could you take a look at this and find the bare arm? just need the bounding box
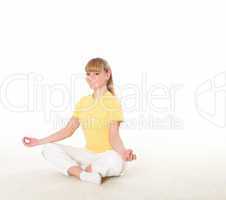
[39,116,80,144]
[109,121,126,155]
[109,121,136,161]
[23,116,80,147]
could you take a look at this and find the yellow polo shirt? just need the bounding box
[73,91,124,153]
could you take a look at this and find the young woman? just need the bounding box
[22,58,136,185]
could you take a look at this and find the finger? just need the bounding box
[24,137,31,144]
[127,150,133,157]
[127,154,131,161]
[132,154,137,160]
[126,149,132,154]
[23,137,28,144]
[125,152,131,158]
[128,154,133,161]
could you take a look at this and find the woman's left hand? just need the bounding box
[122,149,137,161]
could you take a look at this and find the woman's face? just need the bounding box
[86,69,110,90]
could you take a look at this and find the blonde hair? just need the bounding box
[85,58,115,95]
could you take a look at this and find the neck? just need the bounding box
[92,85,108,99]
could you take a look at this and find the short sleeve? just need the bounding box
[103,97,124,122]
[73,99,82,119]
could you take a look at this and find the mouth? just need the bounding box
[89,82,97,87]
[90,80,97,84]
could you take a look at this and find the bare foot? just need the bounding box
[85,165,92,173]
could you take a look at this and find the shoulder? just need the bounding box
[75,95,92,108]
[102,93,122,110]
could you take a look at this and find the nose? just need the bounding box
[87,74,96,82]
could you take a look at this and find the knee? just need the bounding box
[41,143,58,157]
[105,151,125,175]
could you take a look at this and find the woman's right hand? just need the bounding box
[22,137,40,147]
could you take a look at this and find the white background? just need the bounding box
[0,0,226,154]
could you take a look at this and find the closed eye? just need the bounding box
[86,72,100,76]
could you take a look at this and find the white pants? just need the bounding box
[41,143,126,177]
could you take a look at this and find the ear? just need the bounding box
[106,69,111,80]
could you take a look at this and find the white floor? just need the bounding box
[1,134,226,200]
